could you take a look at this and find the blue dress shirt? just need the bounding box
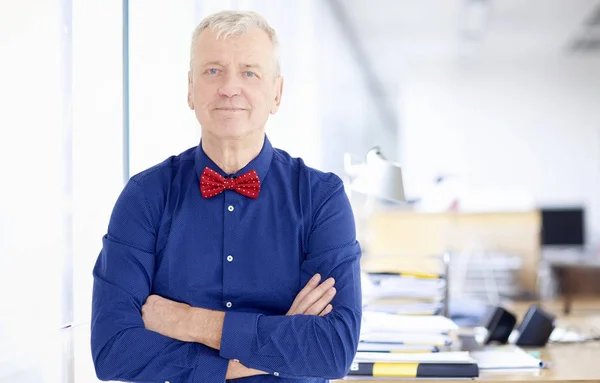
[91,135,362,382]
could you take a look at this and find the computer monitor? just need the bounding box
[540,207,585,246]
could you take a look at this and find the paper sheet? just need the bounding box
[354,351,474,363]
[362,311,459,334]
[360,332,452,346]
[357,342,438,353]
[470,346,542,369]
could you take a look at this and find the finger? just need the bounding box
[319,304,333,316]
[290,274,320,309]
[295,277,335,314]
[305,287,336,316]
[287,274,321,315]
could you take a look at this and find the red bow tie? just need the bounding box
[200,167,261,199]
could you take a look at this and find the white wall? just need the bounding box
[71,1,125,381]
[128,0,200,176]
[398,57,600,240]
[0,0,70,380]
[0,0,125,380]
[317,0,397,177]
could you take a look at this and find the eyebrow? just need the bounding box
[200,61,264,71]
[242,64,263,70]
[201,61,225,67]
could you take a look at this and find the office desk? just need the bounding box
[549,258,600,314]
[340,299,600,383]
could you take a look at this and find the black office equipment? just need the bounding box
[541,207,585,246]
[480,306,517,345]
[513,305,556,347]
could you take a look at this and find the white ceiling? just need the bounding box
[341,0,600,61]
[335,0,600,106]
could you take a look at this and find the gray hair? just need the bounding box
[190,10,281,77]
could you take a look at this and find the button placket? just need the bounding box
[222,191,238,311]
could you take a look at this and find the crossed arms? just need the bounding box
[91,178,362,382]
[140,273,338,380]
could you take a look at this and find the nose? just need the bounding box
[218,72,242,98]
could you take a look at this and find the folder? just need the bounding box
[368,271,443,279]
[360,332,452,346]
[354,351,471,363]
[358,342,440,353]
[364,302,443,316]
[347,362,479,378]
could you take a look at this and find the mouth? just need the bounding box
[214,107,247,111]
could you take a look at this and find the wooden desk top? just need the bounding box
[549,258,600,269]
[340,299,600,383]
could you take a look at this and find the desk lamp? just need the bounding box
[343,146,406,204]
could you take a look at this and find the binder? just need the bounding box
[357,342,440,353]
[347,362,479,378]
[359,332,452,346]
[353,351,471,363]
[364,302,443,316]
[358,344,439,353]
[368,271,443,279]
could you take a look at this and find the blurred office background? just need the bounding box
[1,0,599,381]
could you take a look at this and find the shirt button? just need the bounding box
[226,301,232,308]
[228,205,234,212]
[233,359,240,363]
[227,255,233,262]
[274,372,279,377]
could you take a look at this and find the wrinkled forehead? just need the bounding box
[193,28,276,70]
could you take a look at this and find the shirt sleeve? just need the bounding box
[90,178,229,382]
[219,178,362,380]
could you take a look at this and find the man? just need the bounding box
[91,10,362,383]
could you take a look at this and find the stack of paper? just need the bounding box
[353,265,468,378]
[360,311,458,347]
[364,272,446,299]
[352,311,472,377]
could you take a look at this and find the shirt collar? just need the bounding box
[194,134,273,183]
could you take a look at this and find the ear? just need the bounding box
[187,71,194,110]
[270,76,284,114]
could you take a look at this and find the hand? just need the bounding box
[141,294,193,342]
[286,274,336,316]
[225,359,268,380]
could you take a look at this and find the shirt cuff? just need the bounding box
[190,343,229,382]
[219,311,260,363]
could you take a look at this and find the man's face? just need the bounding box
[188,28,283,140]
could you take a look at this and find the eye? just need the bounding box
[244,71,257,78]
[206,68,219,75]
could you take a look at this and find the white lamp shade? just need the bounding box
[350,150,406,204]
